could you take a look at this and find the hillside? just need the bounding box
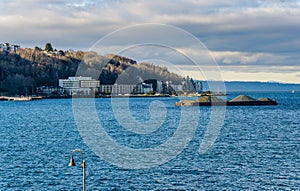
[0,49,183,95]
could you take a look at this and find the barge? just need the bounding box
[176,95,278,106]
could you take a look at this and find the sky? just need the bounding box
[0,0,300,83]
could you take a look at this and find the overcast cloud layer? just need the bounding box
[1,0,299,83]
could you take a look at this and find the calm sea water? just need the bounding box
[0,92,299,190]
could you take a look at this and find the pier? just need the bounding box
[0,96,42,101]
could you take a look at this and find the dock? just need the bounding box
[0,96,43,101]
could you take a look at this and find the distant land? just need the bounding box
[0,44,182,95]
[202,81,300,92]
[1,43,299,95]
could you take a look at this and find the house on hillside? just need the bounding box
[0,43,20,52]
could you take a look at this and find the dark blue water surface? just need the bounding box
[0,92,299,190]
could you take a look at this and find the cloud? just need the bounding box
[1,0,299,51]
[220,70,300,84]
[176,64,300,83]
[0,0,299,82]
[212,51,288,65]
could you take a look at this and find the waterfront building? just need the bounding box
[143,79,163,94]
[140,83,153,94]
[99,85,113,94]
[99,83,153,95]
[59,76,100,96]
[112,84,137,95]
[36,86,64,96]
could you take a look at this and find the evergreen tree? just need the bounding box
[44,43,53,52]
[58,50,65,56]
[34,46,42,51]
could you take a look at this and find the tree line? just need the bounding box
[0,46,183,95]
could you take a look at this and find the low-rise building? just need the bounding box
[99,85,113,94]
[143,79,163,94]
[112,84,137,95]
[36,86,64,96]
[99,83,153,95]
[140,83,153,94]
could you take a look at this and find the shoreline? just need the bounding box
[0,94,173,101]
[43,94,173,99]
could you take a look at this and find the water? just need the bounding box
[0,92,299,190]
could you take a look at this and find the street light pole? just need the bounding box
[82,159,86,191]
[68,149,86,191]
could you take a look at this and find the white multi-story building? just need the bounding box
[99,83,153,95]
[112,84,137,95]
[59,76,100,95]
